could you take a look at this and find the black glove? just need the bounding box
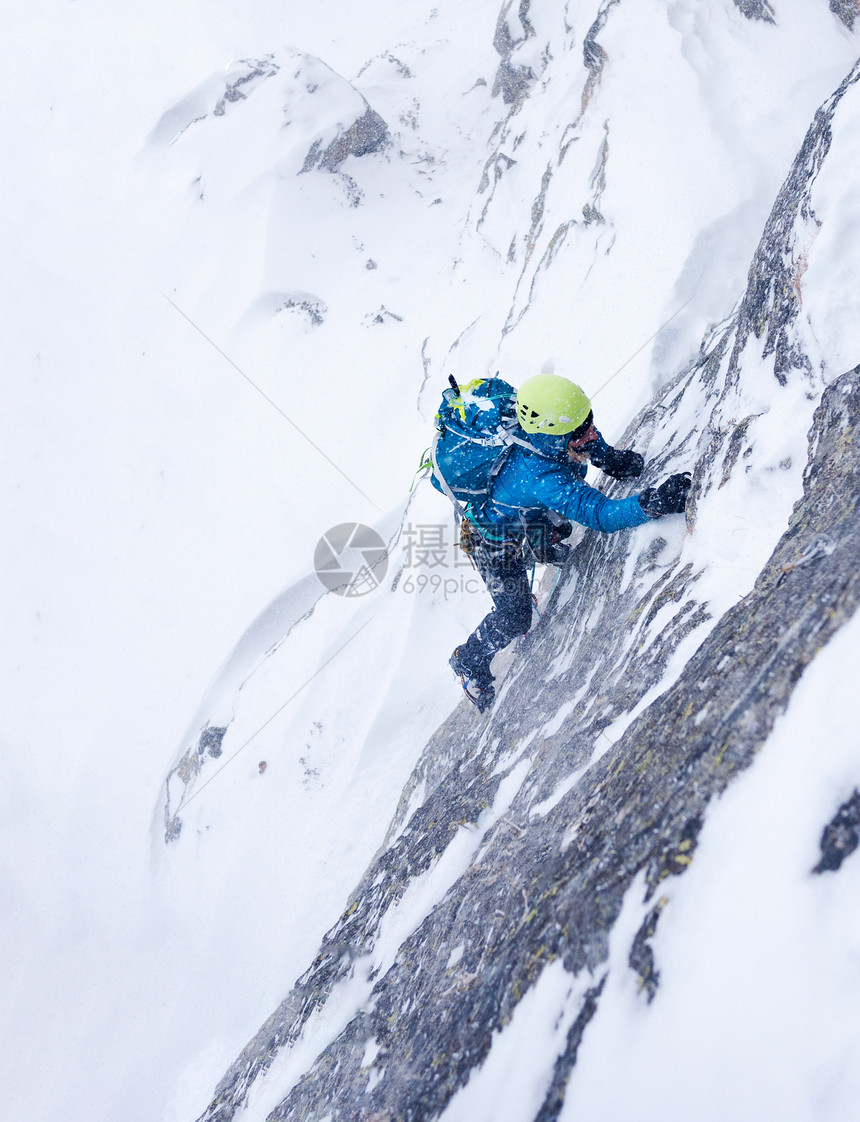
[539,541,571,564]
[638,473,691,518]
[526,519,573,564]
[602,447,644,479]
[545,519,572,564]
[587,440,644,479]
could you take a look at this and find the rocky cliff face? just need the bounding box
[193,47,860,1122]
[831,0,860,31]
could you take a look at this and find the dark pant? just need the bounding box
[458,536,533,685]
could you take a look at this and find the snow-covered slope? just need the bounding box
[3,2,860,1121]
[189,48,860,1122]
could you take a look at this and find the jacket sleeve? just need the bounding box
[523,460,650,533]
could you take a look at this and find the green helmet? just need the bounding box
[516,374,592,435]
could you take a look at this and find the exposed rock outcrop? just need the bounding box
[830,0,860,31]
[213,57,281,117]
[479,0,623,332]
[733,0,776,23]
[813,791,860,873]
[301,105,389,173]
[492,0,538,105]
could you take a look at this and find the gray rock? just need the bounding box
[733,0,776,22]
[728,61,860,387]
[213,57,280,116]
[491,0,537,106]
[813,791,860,873]
[580,0,621,118]
[830,0,860,30]
[302,105,389,174]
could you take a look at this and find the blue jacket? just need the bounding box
[472,428,650,539]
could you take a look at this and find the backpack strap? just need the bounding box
[430,426,469,523]
[505,432,559,459]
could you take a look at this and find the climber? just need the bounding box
[444,372,691,712]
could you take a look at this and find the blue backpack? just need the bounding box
[430,376,520,518]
